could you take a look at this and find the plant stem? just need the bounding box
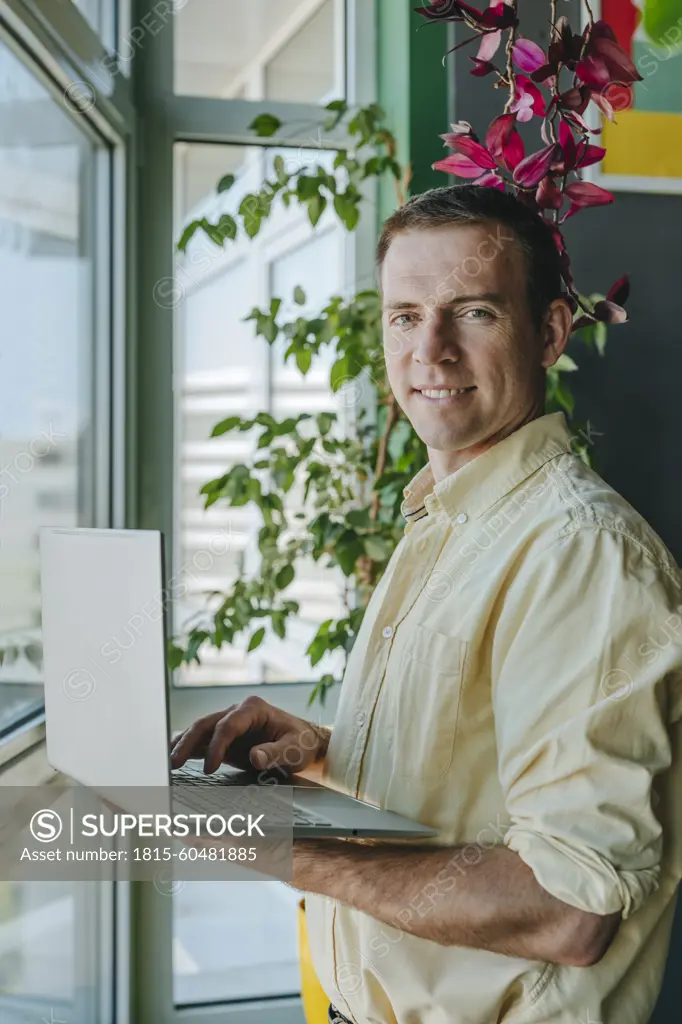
[503,0,519,114]
[369,394,399,522]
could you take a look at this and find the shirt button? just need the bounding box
[456,512,468,524]
[356,711,366,725]
[382,625,394,639]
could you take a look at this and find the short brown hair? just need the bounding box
[376,184,565,328]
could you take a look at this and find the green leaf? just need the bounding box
[346,508,371,530]
[364,535,391,562]
[211,416,242,437]
[239,195,262,238]
[330,354,350,392]
[177,220,202,253]
[248,627,266,652]
[167,643,185,671]
[555,354,578,373]
[316,412,334,435]
[249,113,282,138]
[333,193,360,231]
[24,643,42,668]
[594,321,607,356]
[217,173,236,193]
[295,348,312,374]
[293,286,306,306]
[272,615,286,639]
[307,193,327,227]
[186,630,209,664]
[216,213,237,241]
[275,564,295,590]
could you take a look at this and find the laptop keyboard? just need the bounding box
[172,764,333,828]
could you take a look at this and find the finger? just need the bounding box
[170,712,224,768]
[204,702,267,774]
[249,739,295,773]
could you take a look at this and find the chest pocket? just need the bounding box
[389,624,468,781]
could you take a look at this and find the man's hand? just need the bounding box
[169,695,331,776]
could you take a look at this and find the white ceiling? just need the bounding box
[174,0,334,99]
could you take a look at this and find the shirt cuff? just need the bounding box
[504,826,661,919]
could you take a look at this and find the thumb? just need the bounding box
[249,742,286,770]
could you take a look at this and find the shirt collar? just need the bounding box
[400,411,574,528]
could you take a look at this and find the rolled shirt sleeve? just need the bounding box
[492,524,682,919]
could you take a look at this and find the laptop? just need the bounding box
[39,528,438,840]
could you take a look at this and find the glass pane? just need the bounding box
[70,0,117,47]
[173,141,349,692]
[0,43,103,732]
[174,0,342,101]
[173,881,301,1005]
[0,881,111,1023]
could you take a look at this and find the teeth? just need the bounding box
[420,388,471,398]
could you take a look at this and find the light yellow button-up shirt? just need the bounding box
[305,411,682,1024]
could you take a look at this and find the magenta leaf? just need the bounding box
[590,19,616,43]
[433,153,485,178]
[469,56,497,76]
[606,273,630,307]
[450,135,498,169]
[577,144,606,169]
[564,181,614,209]
[593,299,628,324]
[477,28,502,62]
[590,90,616,122]
[576,55,611,90]
[486,113,514,156]
[480,2,517,29]
[558,86,588,111]
[536,175,563,210]
[590,35,643,84]
[486,113,525,172]
[559,119,577,171]
[513,143,559,188]
[512,37,546,72]
[477,171,506,191]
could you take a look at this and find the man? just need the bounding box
[171,185,682,1024]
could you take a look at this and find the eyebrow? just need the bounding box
[382,292,505,311]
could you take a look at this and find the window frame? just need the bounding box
[0,5,135,1023]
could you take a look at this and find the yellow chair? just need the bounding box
[298,897,331,1024]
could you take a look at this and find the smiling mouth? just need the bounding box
[414,386,476,399]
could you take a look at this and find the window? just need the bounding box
[0,881,112,1022]
[173,142,350,687]
[173,881,301,1005]
[70,0,117,47]
[0,40,110,735]
[174,0,343,101]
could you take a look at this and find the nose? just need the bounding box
[413,307,462,366]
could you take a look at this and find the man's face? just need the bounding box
[381,221,556,466]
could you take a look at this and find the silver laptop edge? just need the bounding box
[40,527,438,839]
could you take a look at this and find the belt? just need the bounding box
[328,1004,354,1024]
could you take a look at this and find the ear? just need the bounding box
[540,297,574,369]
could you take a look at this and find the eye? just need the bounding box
[465,307,494,320]
[391,313,416,327]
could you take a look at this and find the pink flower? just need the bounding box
[510,75,547,122]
